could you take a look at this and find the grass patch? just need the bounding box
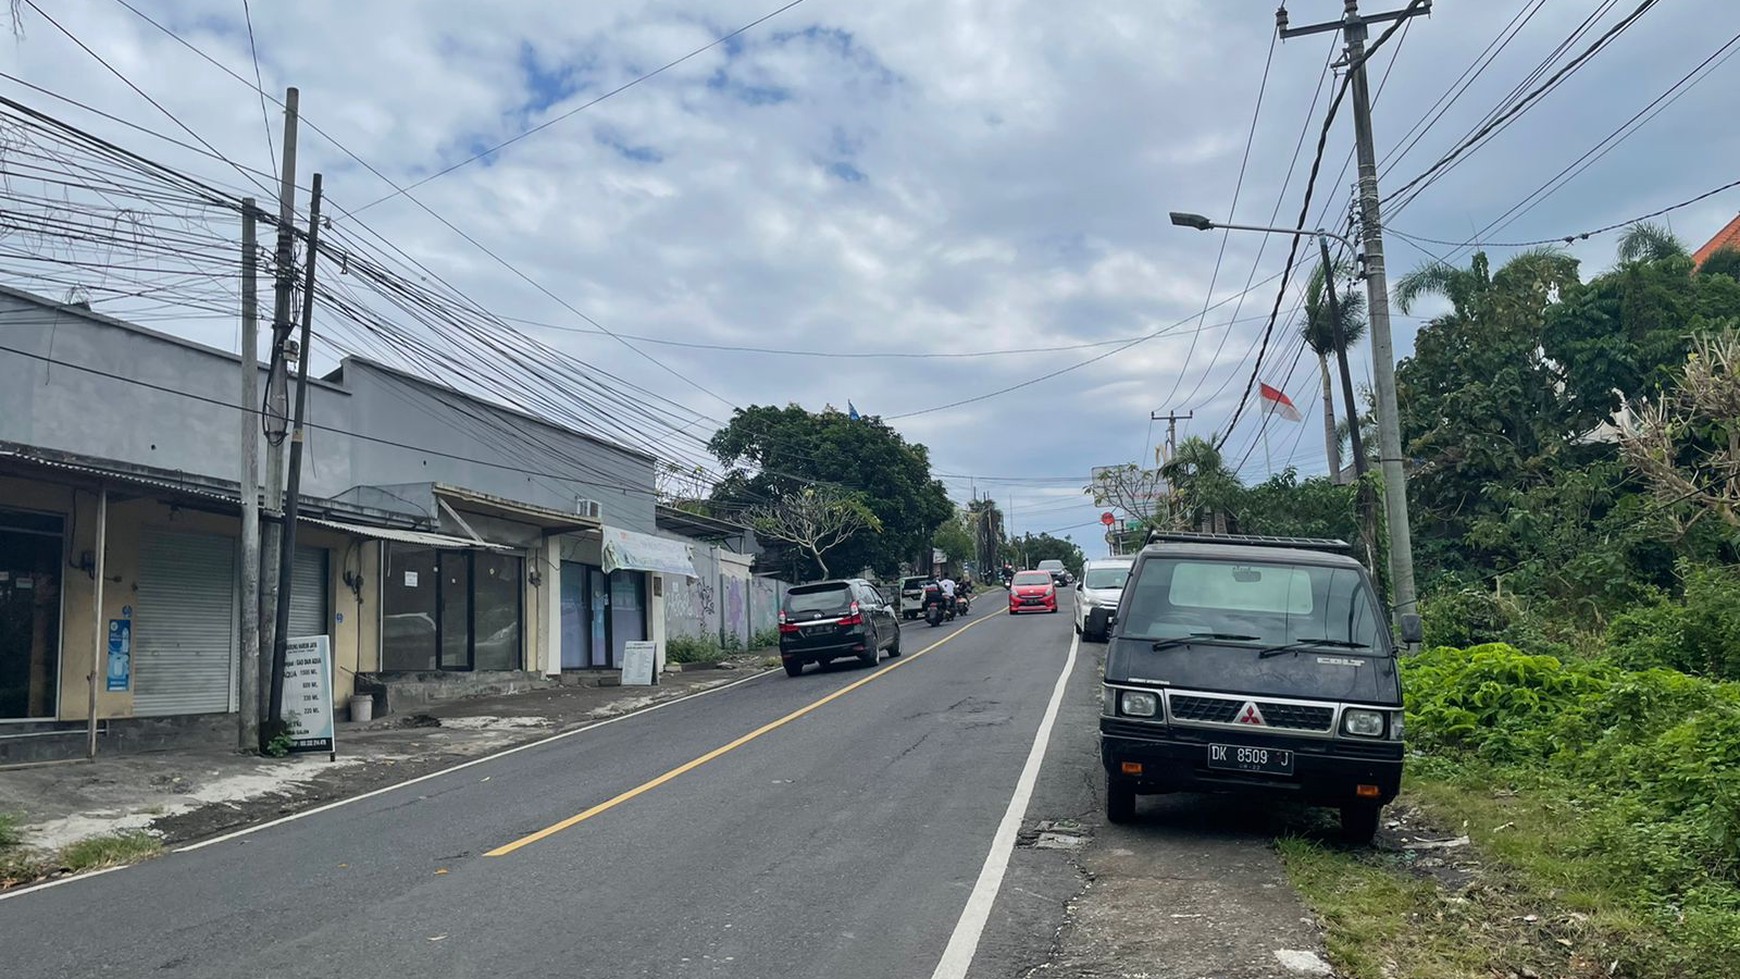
[1280,837,1525,979]
[0,820,164,889]
[665,635,723,665]
[57,831,162,873]
[1285,768,1740,979]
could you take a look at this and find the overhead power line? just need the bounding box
[1389,176,1740,251]
[1385,0,1659,210]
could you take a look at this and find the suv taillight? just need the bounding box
[838,600,863,627]
[778,609,799,634]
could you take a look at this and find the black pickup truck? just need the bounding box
[1092,531,1419,843]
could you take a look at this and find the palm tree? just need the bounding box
[1616,221,1686,265]
[1299,258,1368,483]
[1395,247,1579,323]
[1160,436,1241,533]
[1336,384,1379,472]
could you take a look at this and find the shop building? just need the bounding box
[0,284,683,761]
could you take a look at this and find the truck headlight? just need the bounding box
[1120,690,1159,718]
[1342,708,1385,738]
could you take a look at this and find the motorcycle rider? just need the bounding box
[921,575,948,621]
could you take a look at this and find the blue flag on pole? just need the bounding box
[848,401,861,421]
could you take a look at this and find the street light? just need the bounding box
[1171,207,1406,619]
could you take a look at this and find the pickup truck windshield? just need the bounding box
[1116,557,1383,653]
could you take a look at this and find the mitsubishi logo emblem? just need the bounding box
[1235,702,1266,726]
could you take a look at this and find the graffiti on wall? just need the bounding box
[722,575,748,647]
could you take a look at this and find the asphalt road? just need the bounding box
[0,595,1107,979]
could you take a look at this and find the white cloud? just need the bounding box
[5,0,1738,551]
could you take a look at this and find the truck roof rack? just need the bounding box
[1144,530,1353,554]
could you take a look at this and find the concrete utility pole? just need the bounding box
[267,173,324,734]
[1150,409,1192,464]
[1280,0,1427,620]
[239,200,261,750]
[259,88,299,737]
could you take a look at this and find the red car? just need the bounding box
[1008,570,1058,614]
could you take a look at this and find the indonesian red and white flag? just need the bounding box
[1258,382,1303,422]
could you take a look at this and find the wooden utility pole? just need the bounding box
[259,87,299,740]
[239,200,261,750]
[266,173,324,734]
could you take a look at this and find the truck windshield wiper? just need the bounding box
[1150,632,1261,651]
[1257,638,1372,659]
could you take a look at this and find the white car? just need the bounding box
[1073,557,1133,641]
[897,575,931,619]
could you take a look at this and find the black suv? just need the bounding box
[778,579,902,677]
[1093,532,1419,843]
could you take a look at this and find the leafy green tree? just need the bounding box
[1006,533,1085,576]
[932,516,976,576]
[1299,258,1367,482]
[1393,248,1583,574]
[745,487,881,580]
[1232,469,1359,543]
[1540,224,1740,434]
[708,404,953,576]
[1700,246,1740,281]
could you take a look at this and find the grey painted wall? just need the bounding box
[0,287,656,532]
[340,360,657,535]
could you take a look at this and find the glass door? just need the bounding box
[588,568,610,667]
[609,572,646,668]
[560,562,587,670]
[438,552,471,670]
[0,510,63,719]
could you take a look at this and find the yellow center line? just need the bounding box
[485,605,1010,857]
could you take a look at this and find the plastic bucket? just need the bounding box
[349,694,374,724]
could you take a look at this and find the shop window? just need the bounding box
[381,544,522,672]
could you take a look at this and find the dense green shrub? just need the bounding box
[1608,564,1740,680]
[1415,585,1574,658]
[1402,643,1611,761]
[1404,642,1740,937]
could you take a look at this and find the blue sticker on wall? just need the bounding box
[334,612,345,625]
[107,619,131,691]
[121,605,132,618]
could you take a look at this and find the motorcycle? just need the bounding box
[954,591,972,616]
[923,584,948,627]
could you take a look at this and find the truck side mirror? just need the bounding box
[1398,613,1423,646]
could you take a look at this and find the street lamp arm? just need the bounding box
[1168,211,1357,252]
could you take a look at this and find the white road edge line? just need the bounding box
[0,667,776,903]
[928,632,1080,979]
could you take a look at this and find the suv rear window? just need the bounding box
[786,583,854,614]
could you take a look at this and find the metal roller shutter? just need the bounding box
[134,530,236,716]
[289,547,328,641]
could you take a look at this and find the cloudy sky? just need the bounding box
[5,0,1737,554]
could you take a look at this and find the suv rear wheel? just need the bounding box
[782,659,803,678]
[887,626,902,657]
[1106,779,1136,824]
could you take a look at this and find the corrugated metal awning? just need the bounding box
[301,516,514,551]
